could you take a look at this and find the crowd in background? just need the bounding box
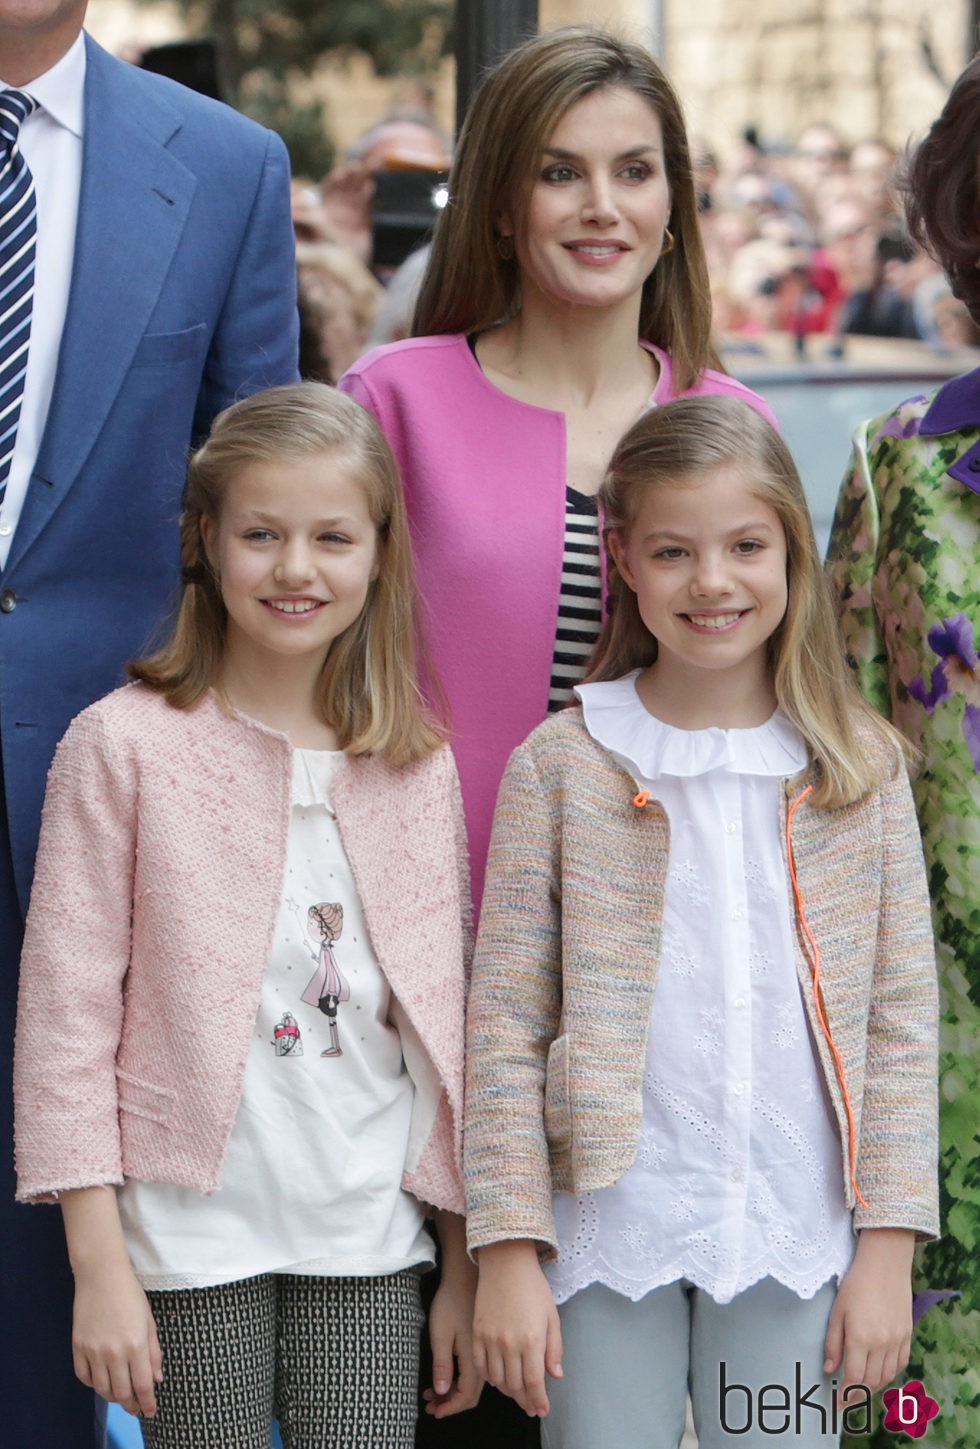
[289,104,980,385]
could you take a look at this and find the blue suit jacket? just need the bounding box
[0,36,299,911]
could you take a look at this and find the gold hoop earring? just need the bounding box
[497,234,515,261]
[660,227,675,256]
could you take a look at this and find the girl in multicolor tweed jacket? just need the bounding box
[465,396,938,1449]
[14,385,481,1447]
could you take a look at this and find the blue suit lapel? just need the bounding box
[6,37,196,577]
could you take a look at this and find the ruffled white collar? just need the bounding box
[574,671,808,782]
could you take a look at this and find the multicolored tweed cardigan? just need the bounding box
[464,706,938,1257]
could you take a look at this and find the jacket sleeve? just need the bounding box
[14,709,137,1202]
[464,740,563,1255]
[825,420,893,719]
[194,127,300,437]
[852,761,939,1237]
[399,745,471,1218]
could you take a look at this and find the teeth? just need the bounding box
[268,600,320,614]
[576,245,619,255]
[687,612,741,630]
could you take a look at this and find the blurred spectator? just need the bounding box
[818,195,877,303]
[368,243,432,346]
[792,121,849,205]
[690,137,720,211]
[909,267,978,348]
[930,286,980,347]
[724,237,811,333]
[819,199,923,338]
[849,138,900,219]
[316,113,452,271]
[296,240,384,382]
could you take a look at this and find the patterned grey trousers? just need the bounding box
[142,1270,425,1448]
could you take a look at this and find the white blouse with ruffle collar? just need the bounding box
[543,674,854,1307]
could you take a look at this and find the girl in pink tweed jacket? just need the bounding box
[14,384,479,1446]
[466,397,938,1449]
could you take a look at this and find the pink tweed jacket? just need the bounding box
[14,684,469,1214]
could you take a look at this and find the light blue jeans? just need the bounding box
[541,1277,844,1449]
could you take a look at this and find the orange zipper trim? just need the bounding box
[786,785,868,1209]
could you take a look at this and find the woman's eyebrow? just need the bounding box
[542,143,662,161]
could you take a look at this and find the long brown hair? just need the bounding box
[588,396,911,808]
[413,26,717,391]
[130,383,443,766]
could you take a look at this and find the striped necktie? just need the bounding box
[0,89,38,506]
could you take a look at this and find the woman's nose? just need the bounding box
[581,173,618,225]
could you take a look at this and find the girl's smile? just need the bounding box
[610,463,789,718]
[201,449,379,681]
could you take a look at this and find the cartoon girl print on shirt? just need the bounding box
[300,902,350,1058]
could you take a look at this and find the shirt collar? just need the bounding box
[918,363,980,437]
[0,28,86,139]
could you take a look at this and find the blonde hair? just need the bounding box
[588,396,911,808]
[130,383,443,766]
[413,26,717,391]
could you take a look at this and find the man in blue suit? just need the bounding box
[0,2,299,1442]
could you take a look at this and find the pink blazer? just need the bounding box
[340,335,778,903]
[14,685,469,1214]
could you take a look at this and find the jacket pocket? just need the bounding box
[116,1068,176,1126]
[543,1033,572,1156]
[130,323,208,369]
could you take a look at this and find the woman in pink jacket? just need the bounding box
[340,26,776,906]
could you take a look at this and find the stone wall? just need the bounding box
[87,0,974,167]
[543,0,971,156]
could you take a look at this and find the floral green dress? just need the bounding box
[827,371,980,1448]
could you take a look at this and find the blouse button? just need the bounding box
[969,455,980,472]
[725,821,737,834]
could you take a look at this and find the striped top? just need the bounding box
[548,487,602,712]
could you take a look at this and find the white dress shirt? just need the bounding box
[544,673,855,1308]
[0,32,84,567]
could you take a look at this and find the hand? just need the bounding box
[473,1240,563,1417]
[72,1261,163,1417]
[318,162,375,261]
[824,1229,915,1402]
[60,1185,164,1417]
[423,1255,484,1418]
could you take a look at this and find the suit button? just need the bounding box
[0,589,16,612]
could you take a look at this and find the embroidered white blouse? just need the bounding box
[544,673,855,1307]
[118,749,434,1288]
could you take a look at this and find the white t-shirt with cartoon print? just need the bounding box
[118,749,434,1289]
